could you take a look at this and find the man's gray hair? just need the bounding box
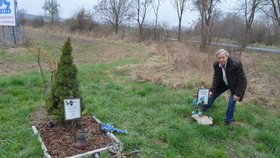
[215,49,229,57]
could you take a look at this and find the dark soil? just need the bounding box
[36,116,113,158]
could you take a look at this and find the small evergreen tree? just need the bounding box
[46,38,83,122]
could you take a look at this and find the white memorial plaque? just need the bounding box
[198,88,209,104]
[64,98,81,120]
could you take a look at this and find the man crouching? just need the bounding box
[203,49,247,126]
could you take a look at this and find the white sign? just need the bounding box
[0,0,16,26]
[198,88,209,104]
[64,98,81,120]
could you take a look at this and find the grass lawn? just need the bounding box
[0,36,279,158]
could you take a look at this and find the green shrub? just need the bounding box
[46,38,83,122]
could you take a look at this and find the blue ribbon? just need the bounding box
[192,96,205,115]
[193,96,204,106]
[100,123,128,134]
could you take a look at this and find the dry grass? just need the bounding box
[8,26,280,109]
[0,48,37,75]
[130,41,280,109]
[242,53,280,108]
[23,27,144,65]
[130,41,214,89]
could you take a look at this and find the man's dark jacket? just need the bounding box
[210,56,247,101]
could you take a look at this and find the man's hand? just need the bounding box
[233,95,240,101]
[209,91,213,97]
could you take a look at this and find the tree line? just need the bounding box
[19,0,280,51]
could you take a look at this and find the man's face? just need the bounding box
[216,52,228,66]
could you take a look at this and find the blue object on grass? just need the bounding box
[193,96,204,105]
[100,123,128,134]
[192,96,205,115]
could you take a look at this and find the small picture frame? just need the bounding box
[197,88,209,104]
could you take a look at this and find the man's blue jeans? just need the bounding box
[203,86,236,123]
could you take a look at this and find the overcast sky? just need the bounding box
[18,0,235,27]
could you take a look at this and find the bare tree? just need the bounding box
[171,0,189,41]
[94,0,133,34]
[43,0,60,24]
[211,12,243,43]
[18,9,27,26]
[259,12,275,45]
[152,0,166,40]
[258,0,280,45]
[238,0,262,49]
[260,0,280,27]
[270,0,280,26]
[193,0,220,51]
[68,8,93,32]
[32,16,45,28]
[161,21,171,38]
[135,0,152,42]
[29,42,57,90]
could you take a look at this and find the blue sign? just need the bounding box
[0,0,15,26]
[0,0,11,14]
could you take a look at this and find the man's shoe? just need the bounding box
[224,121,231,126]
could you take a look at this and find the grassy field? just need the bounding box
[0,28,279,158]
